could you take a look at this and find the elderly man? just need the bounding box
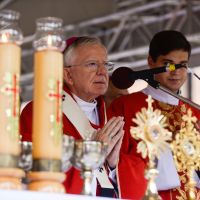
[20,36,124,197]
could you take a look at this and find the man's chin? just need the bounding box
[166,86,180,93]
[161,83,181,92]
[94,89,107,96]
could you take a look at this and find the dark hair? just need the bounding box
[149,30,191,62]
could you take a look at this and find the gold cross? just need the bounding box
[182,109,197,124]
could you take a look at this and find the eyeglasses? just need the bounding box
[67,60,115,71]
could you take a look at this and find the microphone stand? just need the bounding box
[147,78,200,111]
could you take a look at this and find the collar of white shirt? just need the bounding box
[72,94,99,126]
[143,85,179,106]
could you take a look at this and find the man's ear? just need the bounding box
[63,68,73,85]
[148,55,154,69]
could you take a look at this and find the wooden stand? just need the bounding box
[0,168,25,190]
[27,171,66,193]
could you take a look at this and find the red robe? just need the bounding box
[20,85,114,196]
[108,91,200,200]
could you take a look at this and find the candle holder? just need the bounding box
[19,136,74,185]
[0,9,24,190]
[71,140,108,196]
[27,17,66,193]
[171,109,200,200]
[19,141,33,173]
[61,135,74,173]
[130,96,172,200]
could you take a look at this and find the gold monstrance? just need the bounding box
[171,109,200,200]
[130,95,172,200]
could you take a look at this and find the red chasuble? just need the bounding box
[108,91,200,200]
[20,85,115,197]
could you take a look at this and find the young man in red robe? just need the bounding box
[20,36,124,197]
[108,30,200,200]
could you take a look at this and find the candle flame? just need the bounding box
[1,33,8,42]
[47,35,52,46]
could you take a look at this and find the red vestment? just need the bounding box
[20,85,115,197]
[108,91,200,200]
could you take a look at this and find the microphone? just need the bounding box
[111,63,186,89]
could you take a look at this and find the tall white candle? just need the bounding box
[33,49,63,160]
[0,36,21,156]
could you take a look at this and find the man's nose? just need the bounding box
[97,63,107,73]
